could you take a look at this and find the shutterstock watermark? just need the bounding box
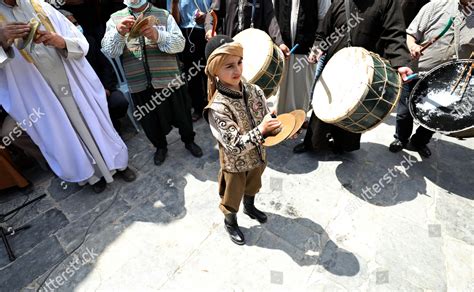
[293,12,365,73]
[39,247,98,292]
[132,59,206,121]
[0,107,45,149]
[345,154,418,213]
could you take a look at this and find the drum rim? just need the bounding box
[409,59,474,135]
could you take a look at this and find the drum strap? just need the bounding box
[344,0,352,47]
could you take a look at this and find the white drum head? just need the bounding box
[233,28,273,83]
[312,47,375,123]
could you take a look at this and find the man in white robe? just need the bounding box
[0,0,136,193]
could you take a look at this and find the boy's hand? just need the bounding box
[258,110,281,137]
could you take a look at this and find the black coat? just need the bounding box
[313,0,411,68]
[273,0,319,54]
[400,0,430,27]
[205,0,284,45]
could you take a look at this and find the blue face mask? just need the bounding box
[76,25,84,34]
[124,0,147,9]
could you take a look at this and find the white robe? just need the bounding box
[0,0,128,183]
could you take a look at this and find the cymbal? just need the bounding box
[15,18,40,50]
[288,109,306,137]
[128,15,158,41]
[263,113,296,147]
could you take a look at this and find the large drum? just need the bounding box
[409,59,474,139]
[312,47,402,133]
[233,28,285,98]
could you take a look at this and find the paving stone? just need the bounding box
[55,197,130,253]
[0,237,66,292]
[58,182,120,222]
[48,177,83,201]
[0,209,68,267]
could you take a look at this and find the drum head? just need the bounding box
[409,59,474,135]
[233,28,273,83]
[312,47,374,123]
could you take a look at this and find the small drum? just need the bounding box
[312,47,402,133]
[233,28,285,98]
[409,59,474,139]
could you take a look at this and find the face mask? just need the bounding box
[76,25,84,34]
[124,0,147,9]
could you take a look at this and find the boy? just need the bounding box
[204,35,281,245]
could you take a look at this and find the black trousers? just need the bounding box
[132,86,195,149]
[179,27,208,116]
[303,113,361,152]
[107,90,129,131]
[395,83,434,146]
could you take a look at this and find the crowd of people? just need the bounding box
[0,0,472,244]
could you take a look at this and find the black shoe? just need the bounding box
[92,178,106,194]
[293,142,309,154]
[389,139,406,153]
[224,213,245,245]
[408,141,431,158]
[154,148,168,165]
[243,195,267,223]
[117,167,137,182]
[185,142,203,157]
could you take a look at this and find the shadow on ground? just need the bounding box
[242,212,360,277]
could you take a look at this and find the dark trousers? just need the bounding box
[107,90,129,131]
[132,86,195,149]
[303,113,361,152]
[179,27,208,116]
[395,83,434,146]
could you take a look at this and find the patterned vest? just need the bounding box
[206,83,267,173]
[110,6,183,93]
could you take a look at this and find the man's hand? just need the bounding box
[141,24,158,42]
[409,43,423,60]
[105,89,111,97]
[279,44,290,59]
[0,22,30,49]
[34,30,66,49]
[195,11,206,25]
[116,16,136,36]
[398,66,414,82]
[308,48,324,64]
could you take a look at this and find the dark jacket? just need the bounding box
[205,0,284,45]
[401,0,430,27]
[313,0,411,68]
[273,0,319,54]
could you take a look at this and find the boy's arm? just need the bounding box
[208,107,264,155]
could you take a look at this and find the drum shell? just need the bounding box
[233,29,285,98]
[313,47,402,133]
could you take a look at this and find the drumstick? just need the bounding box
[458,62,473,98]
[210,10,218,37]
[420,17,454,53]
[289,44,299,55]
[450,62,469,94]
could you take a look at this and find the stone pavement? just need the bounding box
[0,114,473,292]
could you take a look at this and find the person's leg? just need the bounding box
[243,164,267,223]
[169,87,202,157]
[131,88,168,165]
[218,169,246,245]
[107,90,129,132]
[180,28,207,120]
[391,83,414,152]
[409,126,434,158]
